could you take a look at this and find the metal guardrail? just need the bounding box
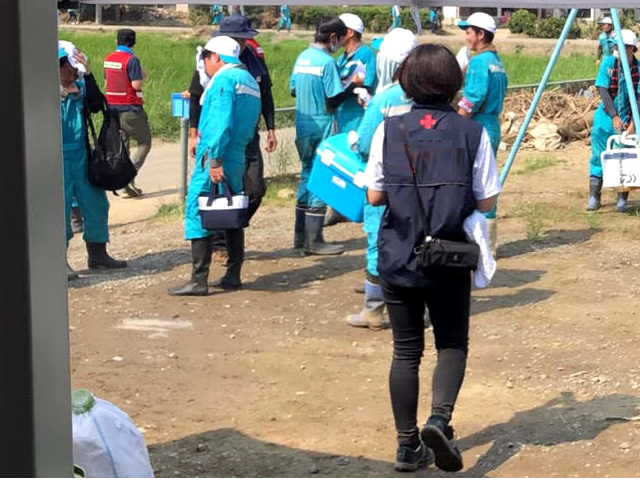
[272,78,597,113]
[506,77,595,91]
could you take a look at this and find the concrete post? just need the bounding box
[0,0,72,475]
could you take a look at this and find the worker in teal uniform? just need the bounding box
[588,29,639,212]
[457,12,507,254]
[278,5,291,32]
[390,5,402,31]
[212,4,224,26]
[289,17,360,255]
[59,43,127,280]
[346,28,416,330]
[429,8,440,34]
[335,13,377,134]
[597,16,615,67]
[169,36,261,296]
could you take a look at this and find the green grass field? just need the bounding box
[60,30,599,139]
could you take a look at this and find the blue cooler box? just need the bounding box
[308,133,367,223]
[171,92,190,118]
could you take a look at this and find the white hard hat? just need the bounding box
[203,36,242,64]
[599,16,613,25]
[339,13,365,34]
[379,28,417,65]
[458,12,496,34]
[621,29,638,48]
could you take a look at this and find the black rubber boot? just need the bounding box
[294,204,306,249]
[212,229,244,290]
[617,191,630,212]
[209,230,226,249]
[324,207,347,227]
[86,242,127,270]
[586,176,603,211]
[168,238,212,296]
[305,209,344,256]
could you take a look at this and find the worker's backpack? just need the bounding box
[85,106,137,192]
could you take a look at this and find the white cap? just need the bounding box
[379,28,417,64]
[203,36,242,64]
[58,40,87,76]
[340,13,365,34]
[621,29,638,48]
[599,16,613,25]
[458,12,496,34]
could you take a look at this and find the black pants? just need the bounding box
[244,132,267,222]
[382,273,471,447]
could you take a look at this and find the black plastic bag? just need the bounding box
[85,109,137,191]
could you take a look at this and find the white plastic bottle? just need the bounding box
[72,389,155,478]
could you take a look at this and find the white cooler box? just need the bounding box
[601,134,640,189]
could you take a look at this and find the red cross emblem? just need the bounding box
[420,114,436,129]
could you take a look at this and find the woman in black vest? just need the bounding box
[364,44,500,473]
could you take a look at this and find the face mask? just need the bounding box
[328,38,339,54]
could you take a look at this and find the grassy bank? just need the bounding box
[60,30,599,139]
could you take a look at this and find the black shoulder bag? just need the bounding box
[397,116,480,273]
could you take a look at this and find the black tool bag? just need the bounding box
[85,106,137,192]
[398,116,479,273]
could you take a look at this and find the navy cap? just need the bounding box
[213,14,258,39]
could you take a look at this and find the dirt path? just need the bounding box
[68,143,640,477]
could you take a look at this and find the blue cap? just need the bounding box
[58,47,68,60]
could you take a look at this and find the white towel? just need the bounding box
[456,46,470,72]
[196,46,210,92]
[463,211,496,288]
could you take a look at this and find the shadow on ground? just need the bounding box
[498,229,598,259]
[230,238,366,293]
[458,392,640,477]
[149,393,638,477]
[68,248,190,289]
[150,427,420,478]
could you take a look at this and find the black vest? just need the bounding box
[378,105,483,287]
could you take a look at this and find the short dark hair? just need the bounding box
[201,49,214,60]
[471,26,494,44]
[353,31,362,41]
[60,56,69,68]
[398,44,462,105]
[117,28,136,48]
[314,17,347,44]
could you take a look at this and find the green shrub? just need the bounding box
[290,6,429,33]
[188,5,212,26]
[243,6,280,29]
[536,17,581,39]
[508,10,537,35]
[580,22,601,40]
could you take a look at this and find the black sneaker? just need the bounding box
[420,416,463,472]
[394,441,434,472]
